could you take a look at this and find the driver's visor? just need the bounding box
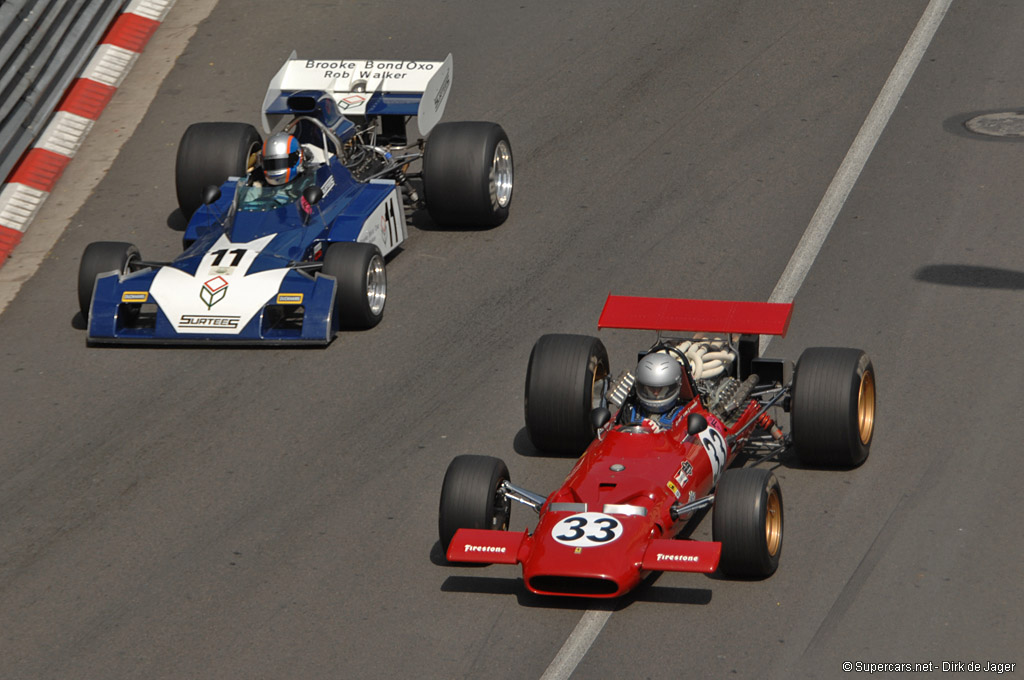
[638,383,676,400]
[264,151,301,171]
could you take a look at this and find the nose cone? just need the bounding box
[521,511,653,598]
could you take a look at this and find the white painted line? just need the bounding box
[763,0,954,352]
[539,610,613,680]
[543,1,953,676]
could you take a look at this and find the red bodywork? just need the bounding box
[446,296,794,598]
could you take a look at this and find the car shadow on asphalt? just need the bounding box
[914,263,1024,290]
[167,208,187,232]
[511,427,579,459]
[406,205,504,233]
[438,572,714,610]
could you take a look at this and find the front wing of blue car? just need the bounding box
[87,264,337,345]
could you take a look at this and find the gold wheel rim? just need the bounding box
[858,370,876,445]
[765,488,782,557]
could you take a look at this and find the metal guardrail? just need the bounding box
[0,0,127,181]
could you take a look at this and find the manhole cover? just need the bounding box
[964,112,1024,137]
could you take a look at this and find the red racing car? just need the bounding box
[438,295,876,598]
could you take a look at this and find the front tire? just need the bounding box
[438,455,511,552]
[525,334,610,455]
[423,121,513,227]
[320,242,386,330]
[175,122,262,219]
[791,347,876,467]
[78,241,139,320]
[713,468,783,578]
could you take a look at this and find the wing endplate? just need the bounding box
[446,529,527,565]
[598,295,793,336]
[641,539,721,573]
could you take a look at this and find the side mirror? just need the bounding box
[201,185,221,205]
[303,185,323,206]
[591,407,611,431]
[687,413,708,436]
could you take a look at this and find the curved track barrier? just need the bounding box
[0,0,176,267]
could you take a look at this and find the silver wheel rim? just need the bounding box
[365,255,386,316]
[490,140,513,209]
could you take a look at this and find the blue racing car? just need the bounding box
[77,53,513,344]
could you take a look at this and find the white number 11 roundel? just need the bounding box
[551,512,624,547]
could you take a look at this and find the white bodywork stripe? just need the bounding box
[355,183,407,257]
[149,234,289,334]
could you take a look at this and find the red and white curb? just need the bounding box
[0,0,177,268]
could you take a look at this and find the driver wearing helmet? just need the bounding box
[261,131,305,186]
[241,131,317,219]
[622,352,687,432]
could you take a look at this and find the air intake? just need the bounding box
[529,575,619,596]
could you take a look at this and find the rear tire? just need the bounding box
[438,455,511,552]
[78,241,139,320]
[713,468,783,578]
[423,121,513,227]
[524,334,610,455]
[791,347,875,467]
[175,122,262,219]
[320,242,386,330]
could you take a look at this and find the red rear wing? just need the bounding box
[597,295,793,336]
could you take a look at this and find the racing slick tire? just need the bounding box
[320,242,386,330]
[422,121,513,228]
[524,334,610,456]
[791,347,876,467]
[78,241,140,320]
[712,467,783,578]
[175,122,262,219]
[438,455,512,552]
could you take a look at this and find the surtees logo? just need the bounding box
[180,315,240,329]
[657,554,699,562]
[200,276,229,309]
[464,544,506,553]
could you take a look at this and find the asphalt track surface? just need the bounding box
[2,2,1022,678]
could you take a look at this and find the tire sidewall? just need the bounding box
[175,122,262,219]
[438,455,511,551]
[524,334,609,455]
[321,242,385,330]
[423,122,512,227]
[78,242,139,320]
[792,347,874,467]
[713,468,783,578]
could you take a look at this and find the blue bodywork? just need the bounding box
[87,153,400,345]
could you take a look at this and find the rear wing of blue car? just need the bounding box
[261,51,453,137]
